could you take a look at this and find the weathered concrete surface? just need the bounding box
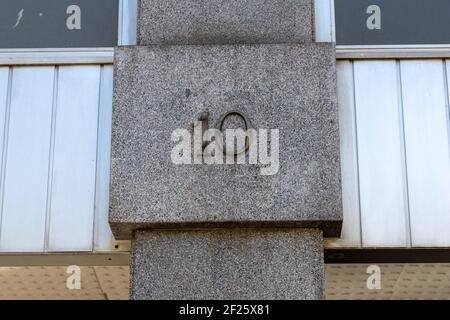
[137,0,314,45]
[130,228,325,300]
[110,44,342,239]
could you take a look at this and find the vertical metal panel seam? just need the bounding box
[44,66,59,253]
[314,0,333,43]
[351,61,363,248]
[0,67,13,248]
[442,60,450,200]
[92,65,105,251]
[131,0,139,45]
[330,0,336,43]
[119,0,138,46]
[118,0,124,46]
[396,60,413,248]
[311,0,316,41]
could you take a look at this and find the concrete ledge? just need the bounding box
[110,221,342,240]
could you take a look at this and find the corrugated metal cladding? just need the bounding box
[1,60,449,253]
[0,1,449,252]
[0,65,114,252]
[327,60,450,248]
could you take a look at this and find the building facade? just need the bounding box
[0,0,449,299]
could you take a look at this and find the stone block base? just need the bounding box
[130,228,324,300]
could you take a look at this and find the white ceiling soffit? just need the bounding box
[0,266,129,300]
[0,264,449,300]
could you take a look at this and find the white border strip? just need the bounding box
[337,45,450,59]
[0,48,114,66]
[314,0,335,42]
[119,0,138,46]
[6,45,450,65]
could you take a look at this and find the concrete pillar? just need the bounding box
[110,0,342,300]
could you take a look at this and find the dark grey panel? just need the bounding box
[0,0,118,48]
[335,0,450,45]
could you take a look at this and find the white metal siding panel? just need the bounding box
[47,66,101,252]
[0,8,449,253]
[94,66,115,251]
[0,68,8,181]
[314,0,336,43]
[335,59,450,248]
[119,0,138,46]
[0,68,10,249]
[326,60,362,248]
[0,67,55,252]
[353,61,409,247]
[0,5,135,252]
[401,60,450,247]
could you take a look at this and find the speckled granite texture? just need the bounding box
[112,2,341,300]
[130,228,325,300]
[110,44,342,239]
[137,0,314,45]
